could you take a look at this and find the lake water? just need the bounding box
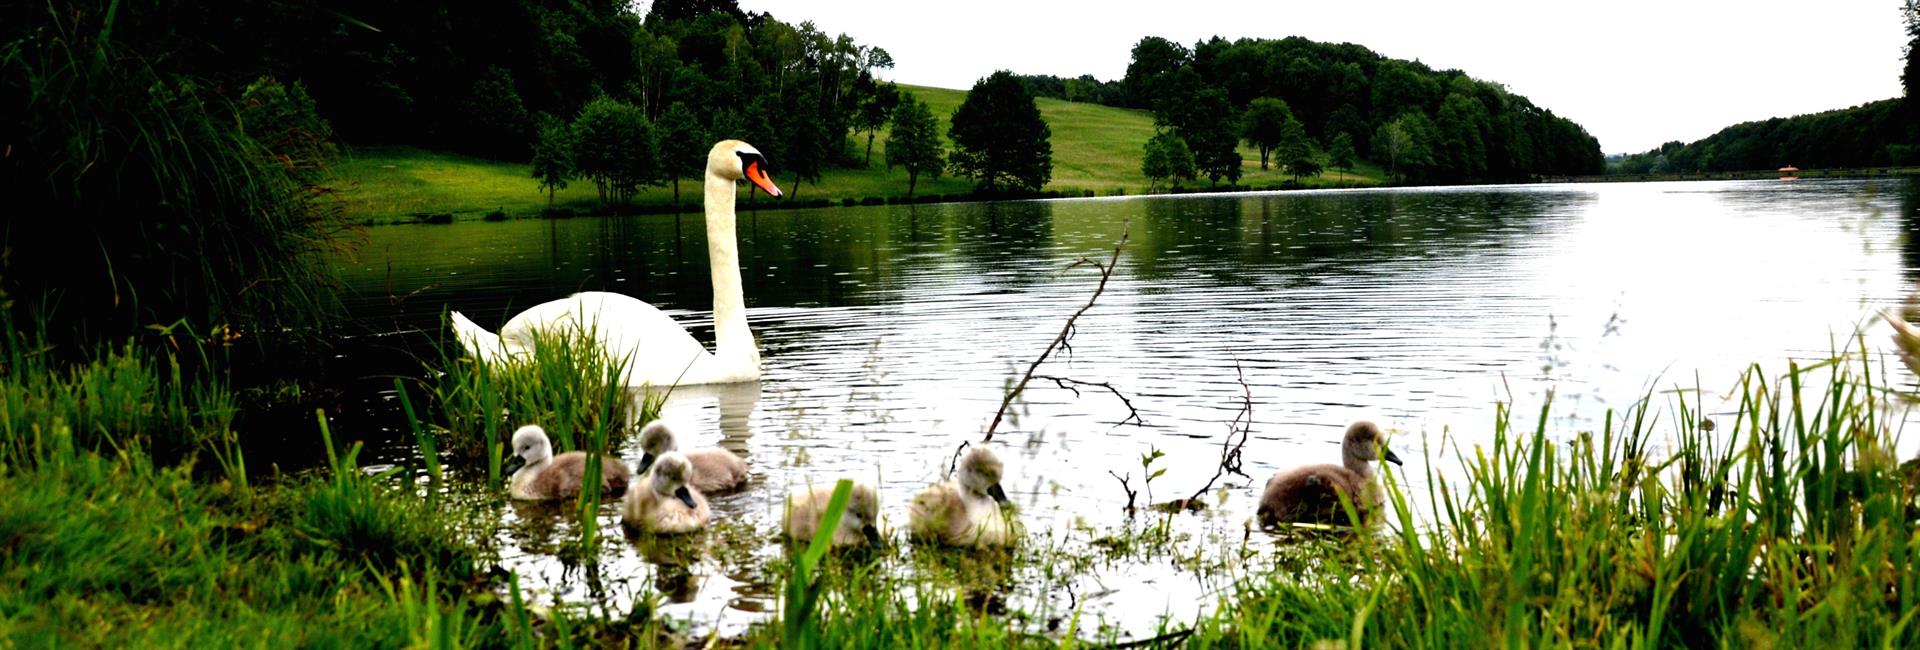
[330,177,1920,639]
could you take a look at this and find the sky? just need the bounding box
[739,0,1911,155]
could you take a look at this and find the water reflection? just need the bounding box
[333,178,1919,639]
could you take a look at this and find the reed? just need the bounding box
[429,317,663,465]
[1188,348,1920,648]
[4,2,356,343]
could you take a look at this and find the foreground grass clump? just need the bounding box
[0,442,496,646]
[430,321,662,478]
[0,320,237,465]
[1188,353,1920,648]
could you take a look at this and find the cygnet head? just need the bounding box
[649,452,699,509]
[506,424,553,473]
[709,140,783,197]
[958,447,1010,504]
[636,420,679,474]
[843,483,883,545]
[1342,421,1403,467]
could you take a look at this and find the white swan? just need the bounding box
[450,140,784,386]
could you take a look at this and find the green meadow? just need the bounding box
[324,85,1387,222]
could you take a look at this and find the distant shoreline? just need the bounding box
[1569,166,1920,183]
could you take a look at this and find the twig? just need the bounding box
[983,222,1131,443]
[1108,470,1137,516]
[946,440,972,479]
[1184,357,1253,505]
[1032,375,1145,428]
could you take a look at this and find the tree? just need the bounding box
[1436,92,1490,180]
[1328,132,1356,176]
[777,86,830,198]
[654,102,707,209]
[1277,117,1317,182]
[948,70,1053,193]
[1141,131,1196,190]
[1374,112,1437,182]
[1241,97,1293,170]
[1905,1,1919,114]
[530,115,575,208]
[571,97,659,206]
[852,77,900,166]
[1123,36,1190,109]
[885,95,944,197]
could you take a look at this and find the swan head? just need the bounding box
[958,447,1010,504]
[650,452,699,509]
[636,420,680,474]
[709,140,783,197]
[1342,421,1402,467]
[506,425,554,475]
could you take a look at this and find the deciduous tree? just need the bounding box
[885,95,944,197]
[571,97,659,206]
[654,102,706,208]
[1328,132,1356,176]
[530,115,575,208]
[948,70,1053,193]
[1141,131,1197,190]
[1242,97,1293,170]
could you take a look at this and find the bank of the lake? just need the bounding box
[324,84,1388,223]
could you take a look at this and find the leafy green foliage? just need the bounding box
[3,7,354,343]
[1610,97,1920,174]
[1241,97,1294,170]
[1128,35,1602,183]
[948,71,1053,193]
[884,94,944,197]
[1141,130,1196,189]
[1277,117,1317,182]
[529,114,575,207]
[570,97,659,206]
[1328,132,1357,174]
[654,101,707,207]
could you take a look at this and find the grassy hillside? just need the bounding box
[326,85,1386,221]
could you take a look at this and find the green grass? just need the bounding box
[427,319,664,475]
[1185,351,1920,648]
[325,85,1387,221]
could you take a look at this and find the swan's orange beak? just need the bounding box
[745,161,782,197]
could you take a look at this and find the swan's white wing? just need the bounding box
[497,292,712,387]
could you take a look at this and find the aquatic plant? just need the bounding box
[429,318,661,475]
[1188,348,1920,648]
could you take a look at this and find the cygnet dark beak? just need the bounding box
[674,486,697,509]
[861,523,882,545]
[988,483,1010,504]
[1383,448,1404,466]
[636,453,656,475]
[504,454,526,475]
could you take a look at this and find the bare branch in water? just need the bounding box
[1032,375,1145,429]
[983,222,1132,443]
[1183,357,1254,506]
[1108,470,1137,517]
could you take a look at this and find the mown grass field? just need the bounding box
[325,84,1387,221]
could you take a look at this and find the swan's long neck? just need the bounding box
[705,172,759,379]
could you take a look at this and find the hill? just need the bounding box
[1609,99,1920,174]
[325,85,1387,221]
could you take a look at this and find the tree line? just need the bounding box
[1020,35,1605,185]
[1611,4,1920,175]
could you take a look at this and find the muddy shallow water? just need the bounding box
[327,178,1920,638]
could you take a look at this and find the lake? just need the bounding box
[330,177,1920,639]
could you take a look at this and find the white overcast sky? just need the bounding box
[737,0,1910,155]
